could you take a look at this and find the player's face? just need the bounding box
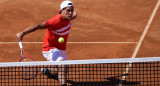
[61,6,74,20]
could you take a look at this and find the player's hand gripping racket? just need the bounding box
[18,41,38,80]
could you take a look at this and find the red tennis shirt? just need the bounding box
[42,14,71,51]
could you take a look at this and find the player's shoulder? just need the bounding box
[48,14,62,23]
[52,14,62,21]
[55,14,62,19]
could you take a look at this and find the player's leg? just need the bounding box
[58,65,67,86]
[60,50,69,73]
[42,48,68,85]
[57,58,67,86]
[56,50,68,86]
[42,49,59,75]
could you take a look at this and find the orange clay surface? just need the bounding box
[0,0,160,62]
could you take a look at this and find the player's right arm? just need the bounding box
[16,22,47,41]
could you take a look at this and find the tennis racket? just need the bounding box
[18,41,38,80]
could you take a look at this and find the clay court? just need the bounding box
[0,0,160,86]
[0,0,160,61]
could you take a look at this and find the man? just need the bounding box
[16,0,78,86]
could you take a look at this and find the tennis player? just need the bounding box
[16,0,78,86]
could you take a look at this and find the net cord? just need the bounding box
[0,57,160,67]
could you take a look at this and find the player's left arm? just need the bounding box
[71,9,78,20]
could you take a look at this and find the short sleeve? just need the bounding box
[45,14,61,30]
[45,18,57,30]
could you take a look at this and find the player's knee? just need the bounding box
[57,57,64,61]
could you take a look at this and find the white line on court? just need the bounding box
[119,0,160,86]
[68,42,138,44]
[0,42,138,44]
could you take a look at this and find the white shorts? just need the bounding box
[42,48,68,61]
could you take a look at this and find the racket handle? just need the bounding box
[18,41,23,49]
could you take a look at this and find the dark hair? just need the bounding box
[68,3,73,5]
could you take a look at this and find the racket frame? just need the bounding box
[18,41,38,80]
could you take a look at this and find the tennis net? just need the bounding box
[0,57,160,86]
